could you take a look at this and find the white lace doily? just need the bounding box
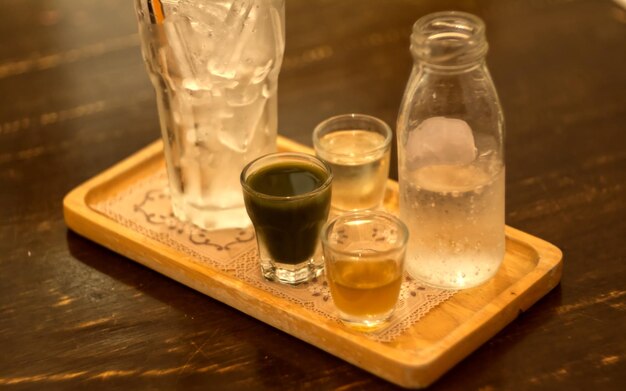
[93,170,456,342]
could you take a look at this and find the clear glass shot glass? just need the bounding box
[321,211,408,329]
[313,114,392,212]
[241,152,333,285]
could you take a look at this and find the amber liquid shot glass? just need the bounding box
[322,211,408,329]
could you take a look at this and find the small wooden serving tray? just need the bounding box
[63,137,563,389]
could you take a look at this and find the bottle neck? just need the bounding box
[419,60,485,75]
[411,11,488,73]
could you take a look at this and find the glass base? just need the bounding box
[329,204,384,217]
[408,268,500,290]
[338,308,394,331]
[260,258,324,285]
[172,201,251,230]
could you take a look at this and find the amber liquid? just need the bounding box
[327,259,402,317]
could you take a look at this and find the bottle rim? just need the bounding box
[411,11,488,70]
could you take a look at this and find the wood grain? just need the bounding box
[1,0,625,389]
[62,138,562,388]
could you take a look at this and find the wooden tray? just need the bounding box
[63,137,563,389]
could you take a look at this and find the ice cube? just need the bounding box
[406,116,477,169]
[249,59,273,84]
[179,0,227,35]
[163,15,197,80]
[225,80,261,106]
[163,1,226,82]
[218,94,267,153]
[208,0,260,79]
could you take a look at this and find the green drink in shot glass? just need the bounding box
[241,152,333,285]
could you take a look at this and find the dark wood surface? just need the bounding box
[1,0,625,389]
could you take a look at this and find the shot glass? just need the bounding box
[313,114,392,212]
[241,152,333,285]
[321,211,408,329]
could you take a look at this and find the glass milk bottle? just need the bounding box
[397,11,505,289]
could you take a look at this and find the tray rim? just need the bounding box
[63,137,563,388]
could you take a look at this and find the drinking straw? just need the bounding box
[147,0,166,24]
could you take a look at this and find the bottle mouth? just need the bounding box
[411,11,488,69]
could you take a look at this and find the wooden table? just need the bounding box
[1,0,624,389]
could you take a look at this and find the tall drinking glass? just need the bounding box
[135,0,285,229]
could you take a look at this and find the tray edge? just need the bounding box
[62,138,564,389]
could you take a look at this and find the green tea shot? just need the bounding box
[241,152,333,285]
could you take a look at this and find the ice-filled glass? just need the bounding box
[135,0,285,229]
